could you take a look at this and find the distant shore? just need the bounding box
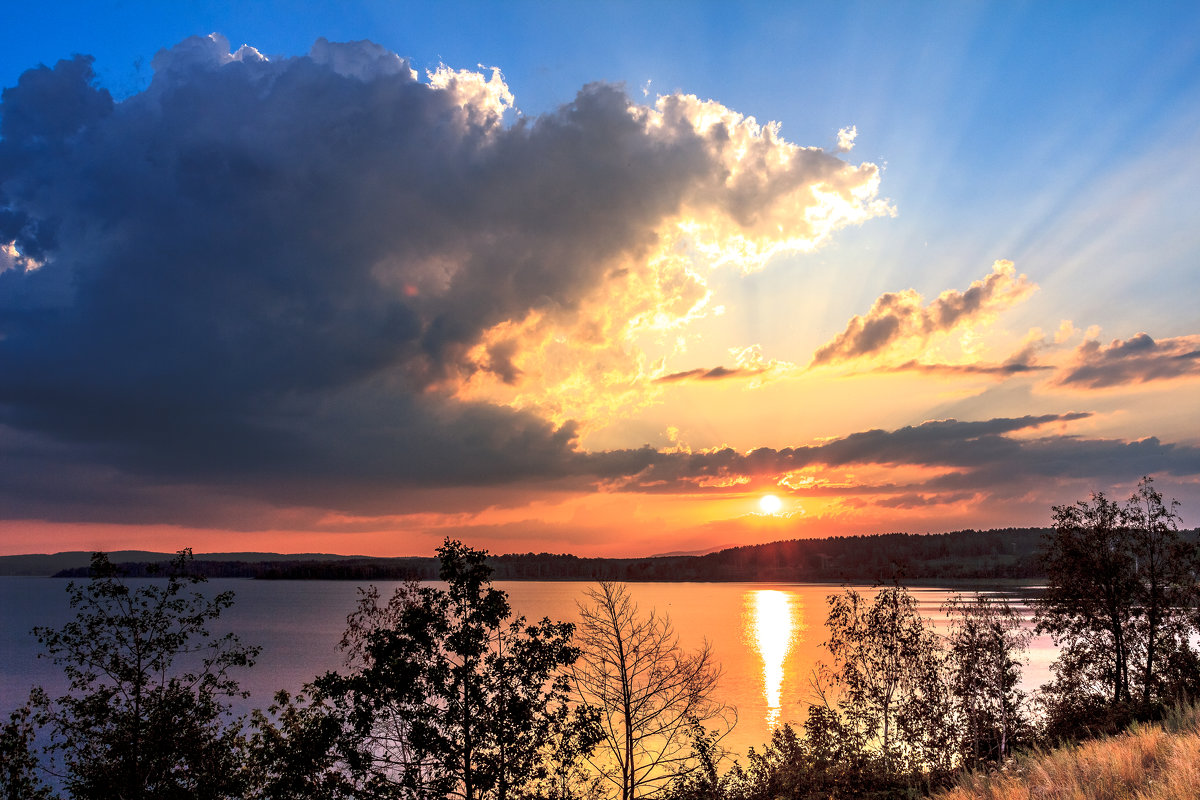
[0,527,1085,582]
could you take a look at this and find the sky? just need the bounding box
[1,1,1198,557]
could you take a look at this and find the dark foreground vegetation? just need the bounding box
[938,702,1200,800]
[3,477,1199,800]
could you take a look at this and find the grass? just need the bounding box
[937,704,1200,800]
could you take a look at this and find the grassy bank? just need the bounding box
[938,705,1200,800]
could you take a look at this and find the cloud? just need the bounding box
[836,125,857,152]
[604,411,1200,494]
[882,360,1052,376]
[811,260,1037,367]
[1054,319,1078,344]
[8,35,1190,538]
[0,34,889,514]
[879,330,1054,377]
[873,491,976,509]
[656,366,756,384]
[654,344,793,385]
[1057,332,1200,389]
[0,241,42,274]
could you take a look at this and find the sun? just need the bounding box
[759,494,783,515]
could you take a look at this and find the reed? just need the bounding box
[938,704,1200,800]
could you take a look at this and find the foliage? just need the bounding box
[716,717,930,800]
[244,689,351,800]
[30,550,259,800]
[572,581,734,800]
[1124,478,1200,706]
[1038,489,1135,705]
[943,594,1032,767]
[818,584,955,779]
[0,698,55,800]
[1037,478,1200,735]
[661,719,739,800]
[311,538,594,800]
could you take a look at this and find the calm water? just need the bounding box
[0,577,1053,759]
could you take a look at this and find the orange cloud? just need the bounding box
[655,344,794,385]
[451,94,887,432]
[811,260,1037,367]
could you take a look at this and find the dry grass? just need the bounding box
[937,705,1200,800]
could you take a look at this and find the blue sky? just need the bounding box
[9,2,1198,315]
[1,2,1198,555]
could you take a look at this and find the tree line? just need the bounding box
[45,528,1073,583]
[3,477,1199,800]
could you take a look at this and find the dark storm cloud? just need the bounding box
[0,35,723,491]
[0,33,888,515]
[1057,333,1200,389]
[919,435,1200,489]
[873,491,976,509]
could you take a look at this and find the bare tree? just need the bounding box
[571,581,733,800]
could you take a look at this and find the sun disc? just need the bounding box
[759,494,783,514]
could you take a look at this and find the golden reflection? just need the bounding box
[748,589,797,727]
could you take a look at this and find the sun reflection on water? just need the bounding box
[747,589,798,727]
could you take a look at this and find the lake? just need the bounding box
[0,577,1054,760]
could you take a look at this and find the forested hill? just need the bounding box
[0,550,359,576]
[6,527,1109,582]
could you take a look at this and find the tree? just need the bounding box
[943,594,1031,766]
[1037,478,1199,716]
[1037,490,1137,706]
[314,539,593,800]
[1124,477,1197,706]
[31,550,259,800]
[245,689,352,800]
[817,585,952,777]
[571,581,734,800]
[0,700,54,800]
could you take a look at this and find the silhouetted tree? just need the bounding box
[1124,477,1198,706]
[818,584,952,776]
[31,550,258,800]
[1038,479,1199,720]
[0,700,54,800]
[313,539,594,800]
[572,581,734,800]
[245,689,351,800]
[943,594,1031,766]
[1038,491,1137,707]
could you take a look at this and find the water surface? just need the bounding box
[0,578,1051,759]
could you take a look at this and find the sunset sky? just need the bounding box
[1,1,1198,557]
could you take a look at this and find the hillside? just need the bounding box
[1,528,1056,580]
[0,550,362,576]
[936,710,1200,796]
[938,705,1200,800]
